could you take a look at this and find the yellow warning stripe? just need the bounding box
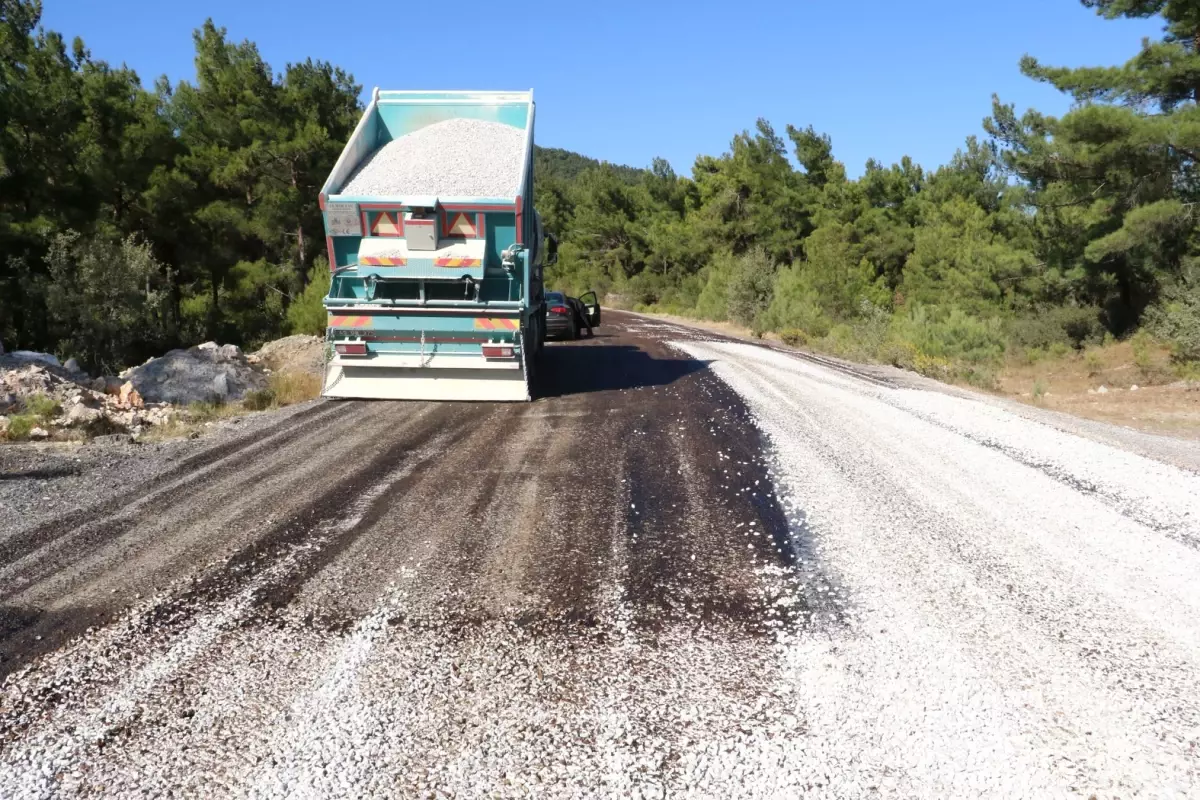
[328,315,373,329]
[359,256,407,266]
[434,257,483,268]
[473,318,520,331]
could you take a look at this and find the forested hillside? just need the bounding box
[2,0,1198,383]
[0,1,360,372]
[535,147,644,185]
[538,0,1200,384]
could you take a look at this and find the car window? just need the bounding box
[545,293,565,303]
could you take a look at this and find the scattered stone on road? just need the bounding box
[0,313,1197,797]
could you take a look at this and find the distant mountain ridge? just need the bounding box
[534,146,646,184]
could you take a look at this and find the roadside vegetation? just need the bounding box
[1,0,1198,406]
[539,1,1200,391]
[0,1,360,374]
[136,373,322,444]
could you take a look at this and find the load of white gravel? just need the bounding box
[338,118,525,199]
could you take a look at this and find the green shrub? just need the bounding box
[1033,379,1047,401]
[1084,349,1103,375]
[288,259,331,336]
[960,365,999,390]
[1008,306,1104,352]
[853,300,891,356]
[1131,329,1154,371]
[763,264,834,338]
[878,339,919,369]
[23,393,60,419]
[1145,277,1200,363]
[5,414,36,440]
[694,253,734,321]
[911,351,954,381]
[779,328,808,347]
[726,247,777,327]
[891,306,1006,366]
[1022,347,1047,365]
[43,230,170,374]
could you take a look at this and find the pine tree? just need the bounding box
[988,0,1200,330]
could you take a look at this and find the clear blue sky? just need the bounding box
[42,0,1162,178]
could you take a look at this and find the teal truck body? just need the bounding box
[318,89,551,401]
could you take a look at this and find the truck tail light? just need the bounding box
[481,343,515,359]
[335,342,368,356]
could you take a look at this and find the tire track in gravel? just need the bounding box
[1,314,844,797]
[0,402,475,680]
[0,402,479,752]
[0,400,353,591]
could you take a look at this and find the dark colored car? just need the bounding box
[545,291,601,340]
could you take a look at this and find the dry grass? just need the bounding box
[138,418,201,443]
[268,371,322,406]
[998,340,1200,438]
[635,309,1200,439]
[141,371,323,442]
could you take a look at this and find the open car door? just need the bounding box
[579,291,601,327]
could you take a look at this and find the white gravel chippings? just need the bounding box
[2,317,1198,798]
[338,117,525,199]
[675,338,1200,798]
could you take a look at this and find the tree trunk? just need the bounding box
[1194,29,1200,104]
[292,163,307,287]
[208,268,221,340]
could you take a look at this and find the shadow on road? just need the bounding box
[536,342,709,398]
[0,466,82,481]
[0,602,106,680]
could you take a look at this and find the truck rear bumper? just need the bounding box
[323,351,529,402]
[323,362,529,401]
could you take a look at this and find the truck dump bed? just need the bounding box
[318,90,547,402]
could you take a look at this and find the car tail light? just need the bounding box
[481,343,515,359]
[550,305,568,314]
[335,342,367,356]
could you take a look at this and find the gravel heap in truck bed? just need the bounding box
[339,118,525,199]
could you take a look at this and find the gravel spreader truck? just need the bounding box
[318,89,554,401]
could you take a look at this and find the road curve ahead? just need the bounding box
[1,312,1199,798]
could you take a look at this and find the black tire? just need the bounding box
[524,324,537,401]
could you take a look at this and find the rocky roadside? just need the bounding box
[0,336,325,445]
